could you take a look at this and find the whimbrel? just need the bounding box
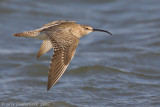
[13,20,112,90]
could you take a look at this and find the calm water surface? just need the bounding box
[0,0,160,106]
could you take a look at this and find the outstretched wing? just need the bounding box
[47,35,79,90]
[41,20,75,29]
[37,40,53,58]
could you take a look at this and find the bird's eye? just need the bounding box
[85,27,90,30]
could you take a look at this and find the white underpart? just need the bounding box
[36,32,48,40]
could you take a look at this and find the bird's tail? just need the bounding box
[13,30,39,38]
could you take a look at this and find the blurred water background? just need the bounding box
[0,0,160,106]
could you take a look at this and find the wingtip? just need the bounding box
[13,32,25,37]
[36,55,40,59]
[13,33,19,37]
[47,85,51,91]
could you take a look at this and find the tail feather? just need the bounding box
[13,30,39,38]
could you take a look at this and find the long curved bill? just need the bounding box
[93,29,112,35]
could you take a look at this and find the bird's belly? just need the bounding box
[36,32,48,40]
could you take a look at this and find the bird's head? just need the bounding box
[70,24,112,38]
[80,25,112,37]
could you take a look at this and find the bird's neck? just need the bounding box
[70,28,83,38]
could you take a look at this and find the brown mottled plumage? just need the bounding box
[13,20,112,90]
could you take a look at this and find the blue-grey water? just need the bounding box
[0,0,160,107]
